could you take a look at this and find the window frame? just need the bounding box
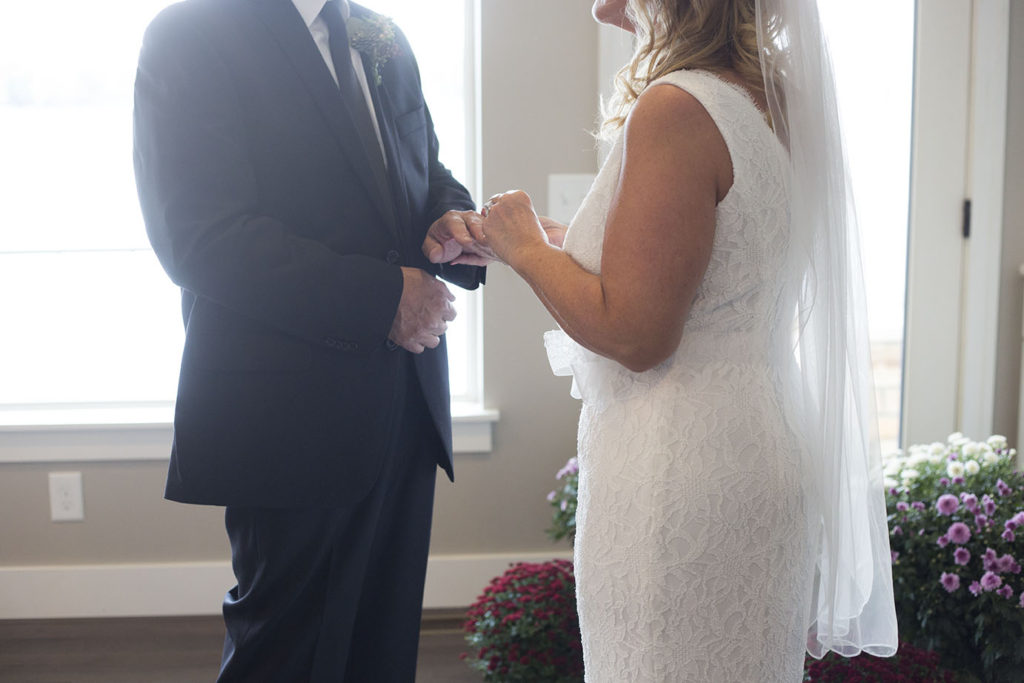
[0,0,496,454]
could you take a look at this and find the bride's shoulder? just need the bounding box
[628,77,716,137]
[623,79,732,189]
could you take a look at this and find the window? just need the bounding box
[362,0,482,409]
[0,0,481,423]
[818,0,915,454]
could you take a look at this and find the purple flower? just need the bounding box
[896,502,909,512]
[888,487,900,496]
[953,476,965,485]
[1004,529,1017,543]
[997,554,1021,575]
[983,494,997,516]
[546,490,556,502]
[975,514,989,530]
[556,457,579,479]
[937,535,951,548]
[947,522,971,545]
[1019,592,1024,608]
[559,499,568,511]
[939,477,951,487]
[940,572,961,593]
[981,571,1003,591]
[891,526,903,536]
[918,529,925,536]
[1007,518,1019,531]
[961,493,979,512]
[936,494,959,516]
[911,501,926,511]
[891,550,900,563]
[969,581,983,596]
[998,585,1015,599]
[997,479,1013,497]
[954,547,971,565]
[1014,512,1024,527]
[983,548,999,571]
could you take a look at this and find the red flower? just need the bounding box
[463,560,584,681]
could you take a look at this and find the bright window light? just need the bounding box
[0,0,479,412]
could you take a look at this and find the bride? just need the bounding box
[426,0,898,679]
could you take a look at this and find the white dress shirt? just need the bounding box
[290,0,387,162]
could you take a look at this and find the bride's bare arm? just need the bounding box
[480,85,731,372]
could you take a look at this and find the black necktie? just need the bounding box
[319,1,391,205]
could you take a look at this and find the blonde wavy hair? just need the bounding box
[601,0,772,136]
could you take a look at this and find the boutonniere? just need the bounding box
[347,15,401,86]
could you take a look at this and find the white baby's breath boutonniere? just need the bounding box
[347,15,401,86]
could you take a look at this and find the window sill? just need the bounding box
[0,403,499,463]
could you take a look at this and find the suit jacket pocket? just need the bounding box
[395,105,426,139]
[184,299,312,373]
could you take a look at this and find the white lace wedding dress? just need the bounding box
[545,69,813,682]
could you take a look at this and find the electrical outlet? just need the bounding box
[49,471,84,522]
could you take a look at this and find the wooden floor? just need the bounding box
[0,611,481,682]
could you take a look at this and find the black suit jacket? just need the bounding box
[133,0,483,507]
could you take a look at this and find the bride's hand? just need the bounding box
[476,191,549,267]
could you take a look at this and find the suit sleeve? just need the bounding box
[133,7,403,350]
[391,28,485,292]
[424,102,487,291]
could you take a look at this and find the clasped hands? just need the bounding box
[423,190,566,268]
[388,191,565,354]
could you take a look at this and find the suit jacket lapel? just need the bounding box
[365,71,411,234]
[249,0,400,241]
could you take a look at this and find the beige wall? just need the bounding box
[994,2,1024,443]
[0,1,598,568]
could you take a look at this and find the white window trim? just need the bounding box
[957,0,1011,438]
[902,0,1011,445]
[0,405,499,463]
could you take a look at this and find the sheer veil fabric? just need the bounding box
[755,0,899,658]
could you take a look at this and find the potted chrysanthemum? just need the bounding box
[884,433,1024,681]
[546,457,578,544]
[462,560,584,682]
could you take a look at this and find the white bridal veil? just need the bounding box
[755,0,900,658]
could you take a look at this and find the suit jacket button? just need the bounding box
[386,249,401,264]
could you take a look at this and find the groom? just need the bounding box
[133,0,485,679]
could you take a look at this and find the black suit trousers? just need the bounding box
[217,357,439,682]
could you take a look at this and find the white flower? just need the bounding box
[929,442,947,456]
[963,442,981,457]
[883,460,903,476]
[948,432,965,443]
[901,468,920,481]
[983,450,1001,466]
[988,434,1008,450]
[947,461,965,478]
[928,453,944,464]
[884,477,899,489]
[906,453,930,467]
[964,460,980,475]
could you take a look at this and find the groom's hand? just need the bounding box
[388,267,457,353]
[423,210,497,266]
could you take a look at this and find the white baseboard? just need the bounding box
[0,551,571,620]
